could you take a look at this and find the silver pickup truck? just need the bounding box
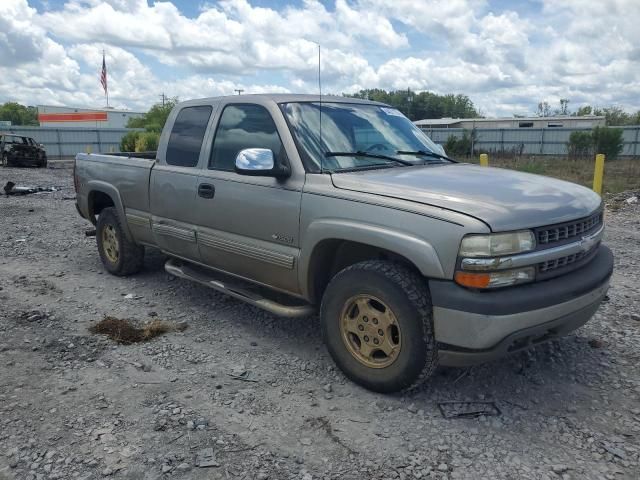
[75,94,613,393]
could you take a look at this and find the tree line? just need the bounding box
[0,103,39,126]
[344,89,478,121]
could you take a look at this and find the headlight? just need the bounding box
[459,231,535,257]
[456,230,537,289]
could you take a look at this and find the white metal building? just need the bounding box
[37,105,144,128]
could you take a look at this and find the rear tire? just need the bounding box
[320,260,438,393]
[96,207,144,276]
[40,155,47,168]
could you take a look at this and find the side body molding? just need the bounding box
[298,219,445,299]
[86,180,134,241]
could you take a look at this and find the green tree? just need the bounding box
[596,106,630,126]
[134,132,160,152]
[591,126,624,159]
[575,105,593,116]
[127,97,178,131]
[344,89,479,120]
[120,131,140,152]
[567,131,593,158]
[0,102,39,125]
[444,130,475,156]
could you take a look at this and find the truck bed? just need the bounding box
[74,152,155,226]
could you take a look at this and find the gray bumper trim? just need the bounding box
[437,297,604,367]
[433,278,608,351]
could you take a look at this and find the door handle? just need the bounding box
[198,183,215,199]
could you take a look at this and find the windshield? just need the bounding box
[282,102,445,172]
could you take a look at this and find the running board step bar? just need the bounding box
[164,258,315,318]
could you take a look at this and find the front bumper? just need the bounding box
[7,155,41,166]
[430,245,613,367]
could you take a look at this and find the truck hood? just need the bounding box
[330,163,602,231]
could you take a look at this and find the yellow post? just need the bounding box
[85,145,92,154]
[479,153,489,167]
[593,153,605,195]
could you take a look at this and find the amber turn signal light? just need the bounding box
[454,271,491,289]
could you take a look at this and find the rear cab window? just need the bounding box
[166,105,213,167]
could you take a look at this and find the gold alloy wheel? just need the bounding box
[102,224,120,264]
[339,294,402,369]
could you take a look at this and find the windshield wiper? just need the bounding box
[396,150,455,162]
[325,151,414,167]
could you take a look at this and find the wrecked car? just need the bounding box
[1,133,47,168]
[74,94,613,393]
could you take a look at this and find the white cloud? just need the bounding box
[0,0,637,117]
[38,0,405,77]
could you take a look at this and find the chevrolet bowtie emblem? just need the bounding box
[579,233,598,253]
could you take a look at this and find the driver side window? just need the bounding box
[209,104,287,171]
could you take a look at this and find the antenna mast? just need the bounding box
[318,43,323,173]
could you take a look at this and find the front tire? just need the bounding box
[40,155,47,168]
[1,153,8,167]
[320,260,438,393]
[96,207,144,276]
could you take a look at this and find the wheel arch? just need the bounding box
[300,220,445,304]
[87,181,133,241]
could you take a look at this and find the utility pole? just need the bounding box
[234,89,244,95]
[159,93,167,106]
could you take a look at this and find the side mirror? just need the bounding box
[234,148,290,178]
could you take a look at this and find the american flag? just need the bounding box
[100,53,108,94]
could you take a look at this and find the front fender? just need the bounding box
[298,218,445,300]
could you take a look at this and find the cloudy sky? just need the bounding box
[1,0,638,117]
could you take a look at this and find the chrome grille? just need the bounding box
[539,251,586,273]
[537,212,602,246]
[537,244,599,274]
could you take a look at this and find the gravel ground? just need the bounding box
[1,164,639,480]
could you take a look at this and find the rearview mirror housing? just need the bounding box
[234,148,290,178]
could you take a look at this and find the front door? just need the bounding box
[194,103,303,294]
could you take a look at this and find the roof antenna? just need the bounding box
[317,42,323,174]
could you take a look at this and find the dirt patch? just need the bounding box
[88,316,186,344]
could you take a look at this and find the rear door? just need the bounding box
[193,102,304,294]
[149,104,215,261]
